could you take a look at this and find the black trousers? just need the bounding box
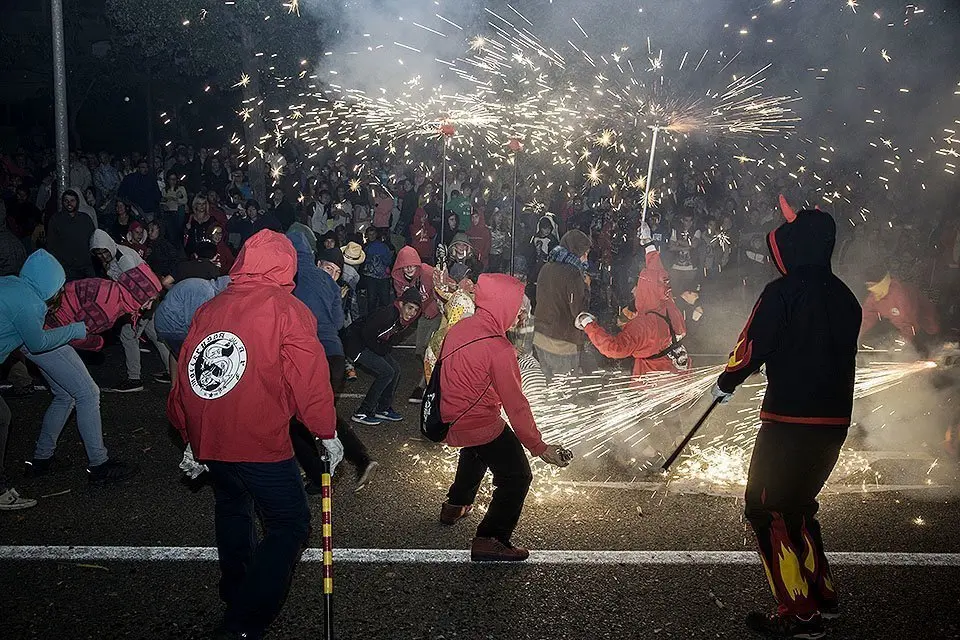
[745,422,847,617]
[290,354,371,483]
[447,427,533,544]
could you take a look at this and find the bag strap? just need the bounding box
[439,334,499,426]
[643,311,684,361]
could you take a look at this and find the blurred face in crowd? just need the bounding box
[680,214,694,230]
[232,171,243,184]
[319,260,341,282]
[399,302,421,324]
[167,173,179,188]
[62,193,78,213]
[137,161,149,175]
[246,204,259,220]
[446,214,458,231]
[116,200,129,219]
[207,190,219,205]
[324,236,336,250]
[365,227,378,243]
[147,222,162,241]
[84,187,95,204]
[15,187,28,203]
[471,211,481,226]
[211,157,222,172]
[319,191,331,205]
[193,198,210,222]
[99,151,110,165]
[402,265,417,279]
[93,248,113,265]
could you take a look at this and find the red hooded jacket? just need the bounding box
[46,263,162,351]
[585,247,689,377]
[392,245,439,319]
[860,276,940,340]
[466,210,492,268]
[408,207,436,262]
[167,230,336,463]
[440,273,547,456]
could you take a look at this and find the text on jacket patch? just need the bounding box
[188,331,248,400]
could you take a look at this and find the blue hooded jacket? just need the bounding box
[154,276,231,339]
[287,230,344,357]
[0,250,86,361]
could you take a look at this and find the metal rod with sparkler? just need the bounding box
[508,138,522,272]
[439,122,455,249]
[640,126,661,228]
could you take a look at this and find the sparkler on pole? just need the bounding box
[508,137,523,272]
[640,126,660,228]
[439,122,455,248]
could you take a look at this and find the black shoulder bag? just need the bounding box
[420,335,498,442]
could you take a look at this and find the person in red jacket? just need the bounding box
[860,271,940,356]
[466,208,492,269]
[392,244,443,403]
[167,230,336,640]
[46,263,162,351]
[576,240,690,378]
[438,273,570,562]
[408,207,436,264]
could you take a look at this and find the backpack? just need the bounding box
[420,335,498,442]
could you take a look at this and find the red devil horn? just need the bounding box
[778,194,797,223]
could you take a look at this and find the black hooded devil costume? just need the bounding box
[716,196,861,632]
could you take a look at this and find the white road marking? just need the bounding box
[0,546,958,566]
[551,480,946,495]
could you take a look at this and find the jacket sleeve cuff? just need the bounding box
[526,440,548,457]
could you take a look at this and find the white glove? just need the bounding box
[179,444,209,480]
[639,222,652,242]
[574,312,596,330]
[321,437,344,477]
[711,382,734,404]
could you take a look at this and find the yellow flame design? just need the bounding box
[777,542,810,601]
[802,530,817,576]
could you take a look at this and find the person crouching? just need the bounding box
[438,273,570,561]
[345,287,422,425]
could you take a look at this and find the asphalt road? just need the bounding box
[1,341,959,639]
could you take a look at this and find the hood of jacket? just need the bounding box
[474,273,525,334]
[19,250,66,301]
[229,229,297,290]
[634,249,672,314]
[537,214,559,240]
[90,228,119,254]
[286,228,315,264]
[393,245,422,280]
[766,195,836,276]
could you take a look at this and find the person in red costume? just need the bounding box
[46,263,162,351]
[466,208,492,269]
[168,230,336,640]
[860,270,940,356]
[408,207,437,264]
[575,228,690,378]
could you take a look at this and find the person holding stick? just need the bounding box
[711,196,860,639]
[168,230,336,640]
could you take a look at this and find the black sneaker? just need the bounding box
[745,611,825,639]
[24,455,69,478]
[87,459,140,484]
[408,386,424,404]
[104,378,144,393]
[153,372,172,384]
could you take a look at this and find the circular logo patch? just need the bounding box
[187,331,248,399]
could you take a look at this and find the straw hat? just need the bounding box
[341,241,366,265]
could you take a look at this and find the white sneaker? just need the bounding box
[0,488,38,511]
